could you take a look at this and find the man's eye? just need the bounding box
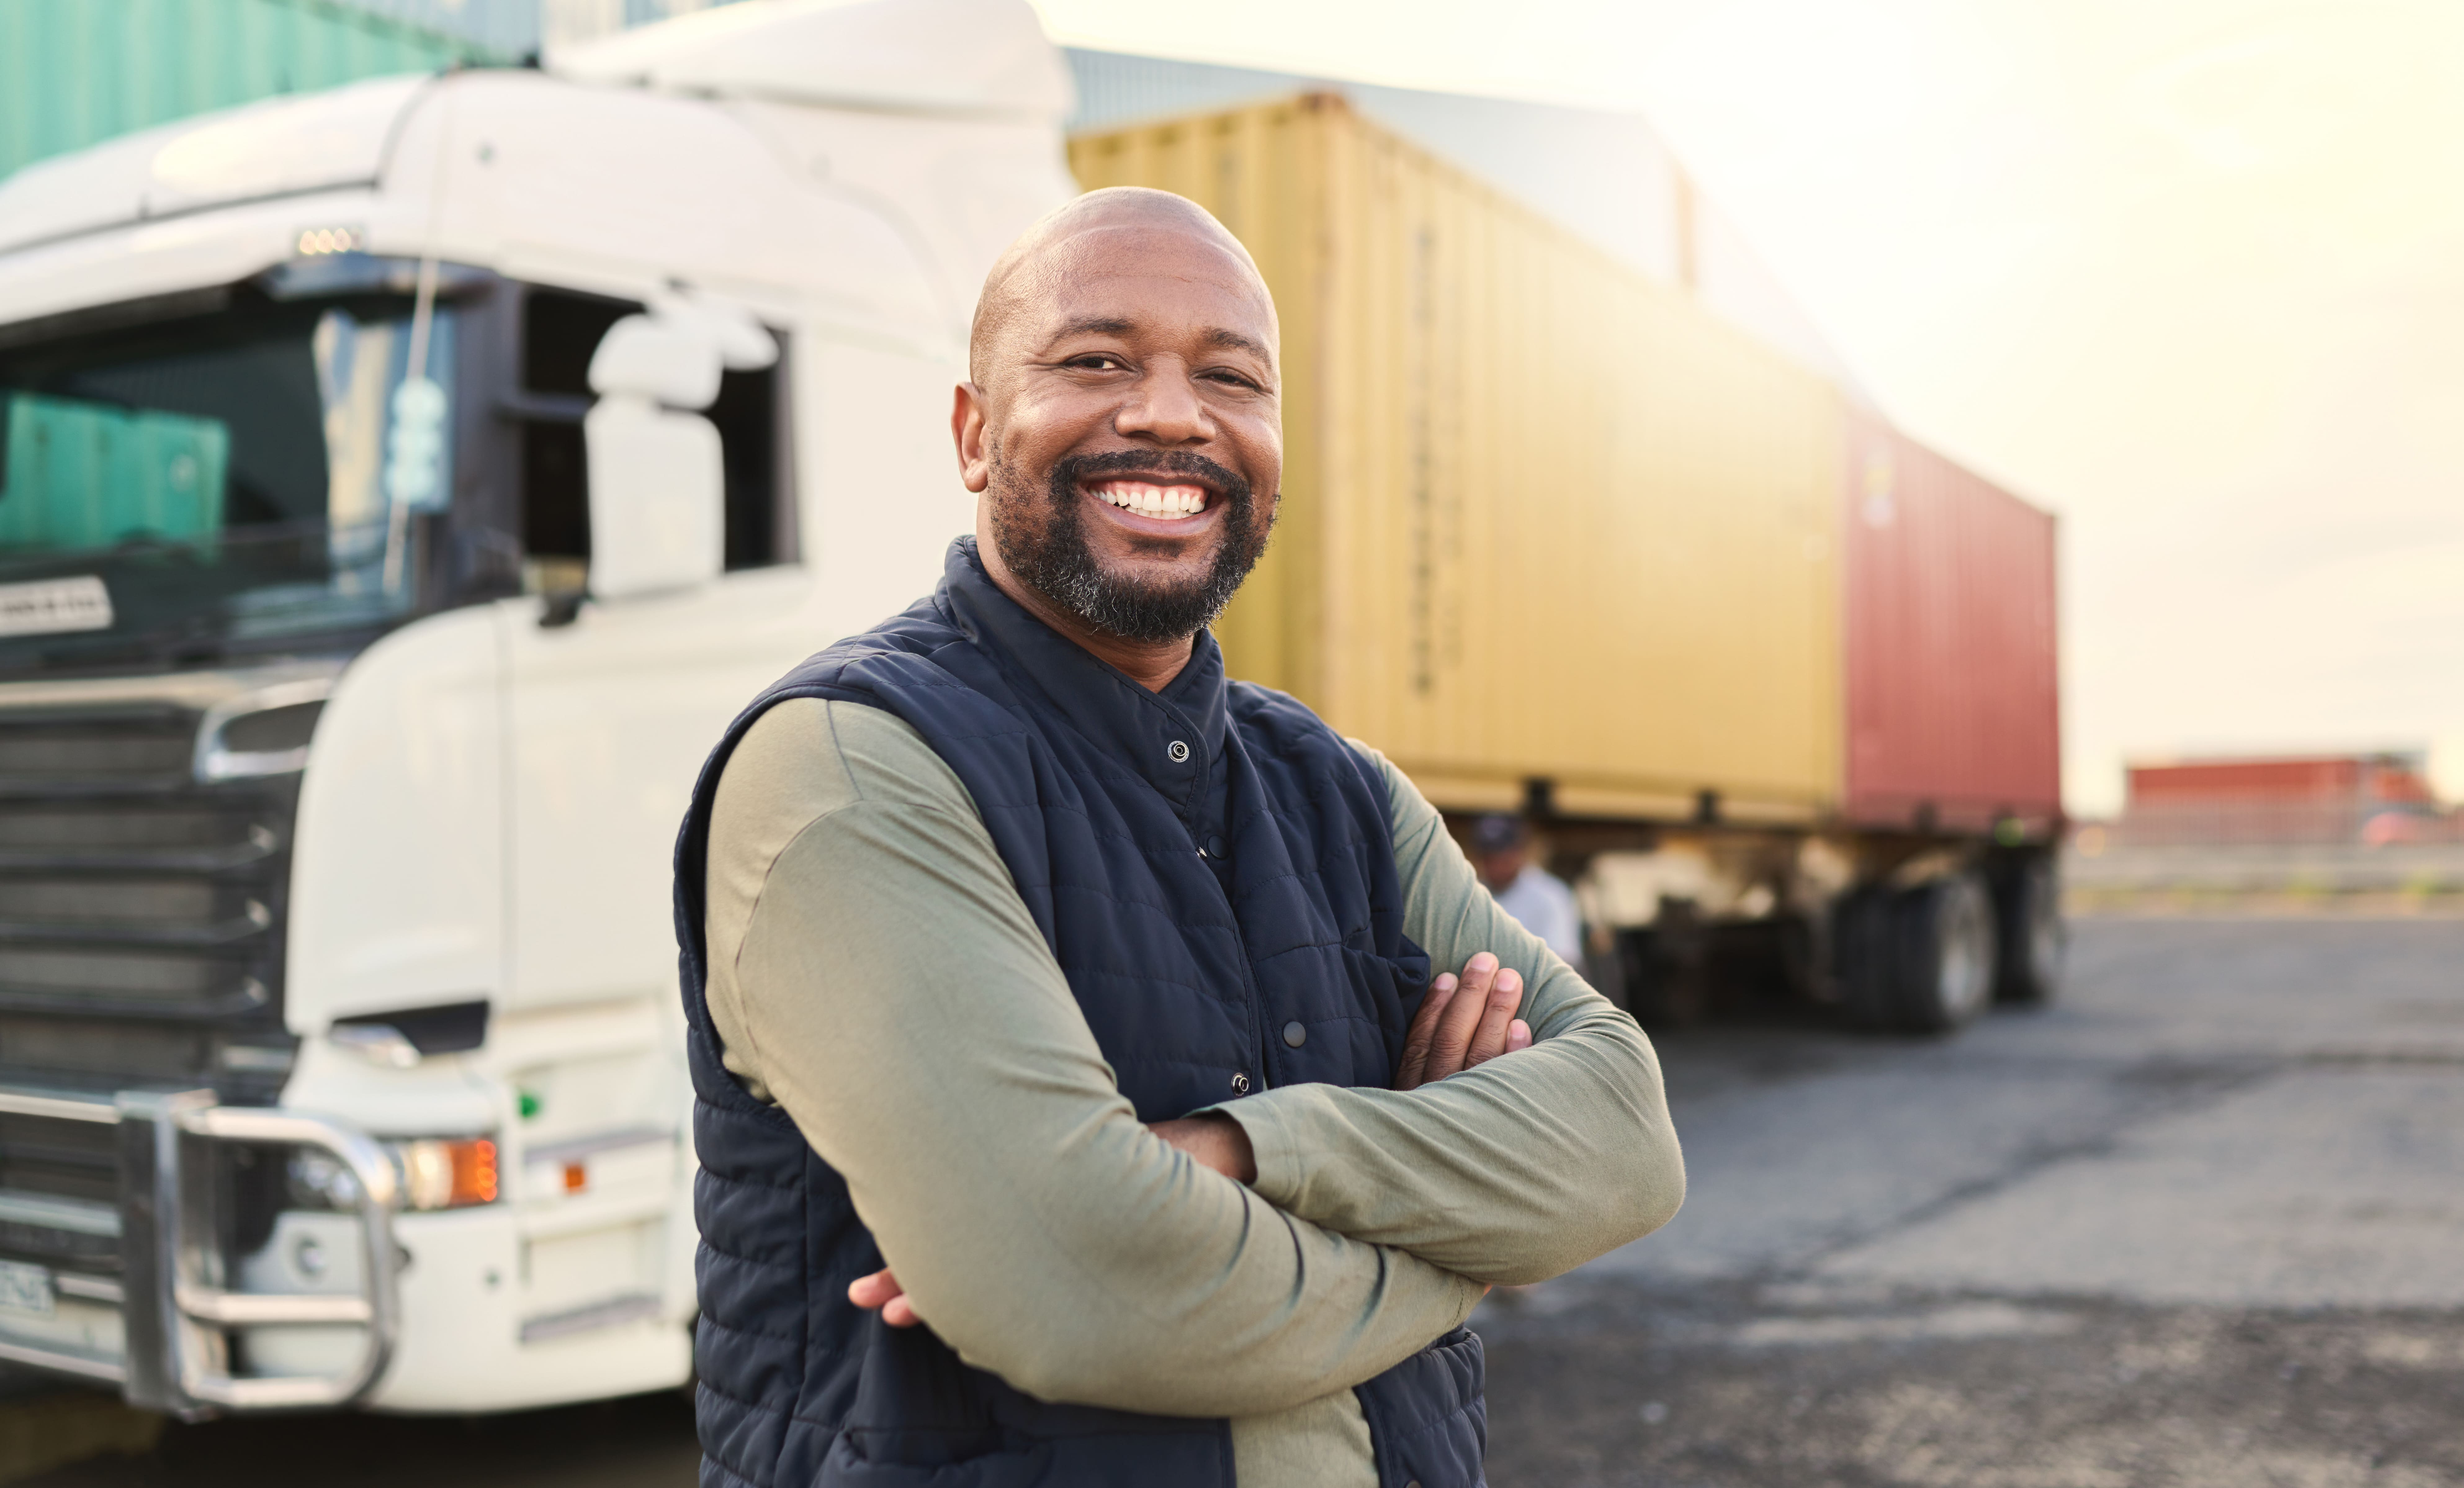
[1072,355,1125,371]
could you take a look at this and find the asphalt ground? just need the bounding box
[1479,915,2464,1486]
[4,915,2458,1486]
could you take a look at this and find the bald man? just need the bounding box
[673,189,1684,1488]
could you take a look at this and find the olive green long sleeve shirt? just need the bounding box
[704,698,1683,1486]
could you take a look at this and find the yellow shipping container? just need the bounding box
[1070,95,1844,823]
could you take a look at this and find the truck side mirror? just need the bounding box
[581,316,726,604]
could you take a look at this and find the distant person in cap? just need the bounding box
[674,187,1682,1488]
[1471,814,1584,965]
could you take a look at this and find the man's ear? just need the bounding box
[952,382,993,494]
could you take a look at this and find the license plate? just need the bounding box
[0,1259,55,1317]
[0,576,113,638]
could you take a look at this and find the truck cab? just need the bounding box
[0,0,1072,1416]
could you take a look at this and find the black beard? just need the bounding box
[988,448,1273,645]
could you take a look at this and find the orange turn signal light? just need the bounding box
[395,1138,499,1210]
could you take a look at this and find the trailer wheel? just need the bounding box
[1835,876,1997,1033]
[1833,887,1901,1029]
[1993,853,2063,1004]
[1899,873,1999,1032]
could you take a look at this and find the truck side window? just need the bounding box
[516,287,795,582]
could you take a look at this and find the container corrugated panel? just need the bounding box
[1072,96,1844,823]
[1841,411,2058,831]
[0,0,500,182]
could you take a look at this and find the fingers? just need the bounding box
[1461,963,1524,1071]
[848,1267,921,1328]
[1394,972,1459,1090]
[1424,956,1493,1078]
[1420,953,1502,1082]
[1396,958,1537,1090]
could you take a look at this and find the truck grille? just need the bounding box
[0,713,195,782]
[0,705,294,1033]
[0,690,304,1287]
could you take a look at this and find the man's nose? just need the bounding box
[1114,362,1212,444]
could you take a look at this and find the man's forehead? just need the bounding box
[1035,225,1271,304]
[1024,227,1274,337]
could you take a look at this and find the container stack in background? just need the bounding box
[2066,752,2464,915]
[1069,61,2065,1029]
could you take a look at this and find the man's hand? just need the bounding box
[848,1115,1260,1329]
[849,1267,921,1328]
[1394,952,1532,1091]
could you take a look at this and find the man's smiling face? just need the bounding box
[956,190,1281,647]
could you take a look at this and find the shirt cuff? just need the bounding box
[1202,1085,1333,1212]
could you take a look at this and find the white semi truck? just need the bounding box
[0,0,1072,1416]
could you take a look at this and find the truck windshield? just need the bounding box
[0,288,456,674]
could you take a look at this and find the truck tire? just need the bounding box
[1897,873,1999,1032]
[1834,875,1998,1033]
[1833,886,1901,1030]
[1992,852,2064,1004]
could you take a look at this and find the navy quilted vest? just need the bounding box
[673,539,1487,1488]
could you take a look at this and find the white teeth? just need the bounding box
[1092,482,1206,520]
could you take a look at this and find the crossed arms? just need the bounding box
[852,947,1546,1322]
[703,699,1685,1418]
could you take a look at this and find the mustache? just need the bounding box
[1048,449,1251,506]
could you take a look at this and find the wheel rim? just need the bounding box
[2027,868,2062,988]
[1935,884,1992,1021]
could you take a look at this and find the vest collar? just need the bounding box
[940,538,1229,816]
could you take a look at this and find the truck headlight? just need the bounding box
[289,1138,498,1211]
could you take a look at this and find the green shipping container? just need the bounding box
[0,0,503,183]
[0,394,231,553]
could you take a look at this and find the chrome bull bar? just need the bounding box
[0,1088,400,1416]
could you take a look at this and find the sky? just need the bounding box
[1030,0,2464,814]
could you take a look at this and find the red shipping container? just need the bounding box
[2121,755,2440,845]
[2129,757,2361,803]
[2126,756,2432,805]
[1842,413,2061,832]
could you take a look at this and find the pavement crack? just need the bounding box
[1770,1057,2287,1282]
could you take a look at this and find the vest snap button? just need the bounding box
[1282,1021,1306,1048]
[1167,740,1191,763]
[1229,1071,1250,1094]
[1206,835,1227,858]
